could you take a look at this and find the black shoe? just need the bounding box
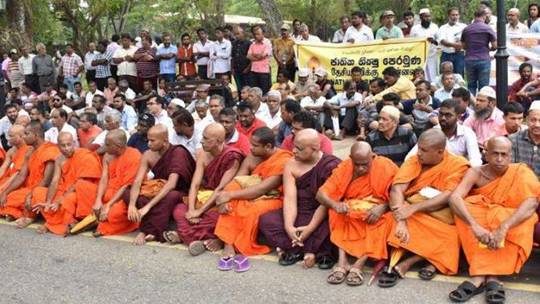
[278,252,304,266]
[317,255,335,270]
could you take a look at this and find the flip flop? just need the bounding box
[345,268,364,286]
[327,266,348,285]
[217,257,233,271]
[485,281,505,304]
[449,281,485,303]
[316,255,335,270]
[162,230,181,244]
[377,268,400,288]
[233,255,251,272]
[278,252,304,266]
[418,265,437,281]
[188,240,206,256]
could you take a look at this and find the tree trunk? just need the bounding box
[4,0,32,47]
[214,0,226,26]
[255,0,283,37]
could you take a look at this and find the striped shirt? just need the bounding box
[94,51,113,78]
[367,126,417,166]
[135,47,158,78]
[510,129,540,176]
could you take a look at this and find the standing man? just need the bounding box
[247,26,272,94]
[108,34,121,80]
[193,28,214,80]
[410,8,440,82]
[32,43,56,93]
[156,33,178,83]
[178,33,197,80]
[461,8,497,95]
[211,27,232,80]
[273,24,296,83]
[84,42,99,85]
[376,11,404,40]
[134,36,158,91]
[332,16,350,43]
[506,8,529,34]
[113,34,139,93]
[400,11,415,37]
[438,8,466,76]
[92,41,113,91]
[343,11,374,43]
[231,27,252,94]
[18,47,36,92]
[59,44,84,92]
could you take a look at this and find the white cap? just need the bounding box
[170,98,185,108]
[314,67,327,77]
[529,100,540,113]
[419,8,431,15]
[298,68,310,78]
[478,86,496,99]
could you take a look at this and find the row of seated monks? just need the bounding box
[0,121,537,303]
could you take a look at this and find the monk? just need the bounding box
[317,142,398,286]
[378,129,470,288]
[0,125,31,202]
[0,122,59,228]
[31,132,102,235]
[259,129,340,269]
[168,123,244,255]
[448,137,539,304]
[93,130,142,236]
[214,127,293,272]
[123,125,195,245]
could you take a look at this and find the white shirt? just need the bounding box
[300,96,326,108]
[254,102,273,126]
[195,114,215,133]
[120,88,136,100]
[406,124,482,167]
[506,22,529,34]
[18,54,35,75]
[153,109,173,129]
[332,29,347,43]
[0,116,14,137]
[297,35,321,42]
[410,23,440,56]
[329,92,363,116]
[193,40,215,66]
[50,105,73,115]
[113,46,138,76]
[44,123,79,146]
[434,87,455,102]
[342,25,374,43]
[267,110,282,129]
[92,128,130,146]
[85,89,104,108]
[437,22,466,53]
[169,123,203,158]
[211,39,232,73]
[84,51,99,71]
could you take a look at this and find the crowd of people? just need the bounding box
[1,1,540,303]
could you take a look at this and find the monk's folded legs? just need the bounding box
[173,203,219,245]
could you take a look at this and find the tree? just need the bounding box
[256,0,284,37]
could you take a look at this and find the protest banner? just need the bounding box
[295,38,428,90]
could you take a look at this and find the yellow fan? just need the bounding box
[387,248,405,273]
[70,213,97,235]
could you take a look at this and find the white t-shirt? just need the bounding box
[193,40,215,66]
[411,23,440,56]
[329,92,363,116]
[113,46,138,76]
[300,96,326,108]
[211,39,232,73]
[44,123,79,146]
[342,25,374,43]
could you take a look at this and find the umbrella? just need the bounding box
[367,259,387,286]
[387,247,405,273]
[69,213,97,235]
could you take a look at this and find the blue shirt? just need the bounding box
[157,44,178,74]
[127,133,149,153]
[531,19,540,33]
[119,105,138,132]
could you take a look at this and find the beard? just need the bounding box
[474,107,492,120]
[421,20,431,28]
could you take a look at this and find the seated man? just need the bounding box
[496,102,525,136]
[317,142,398,286]
[378,129,469,287]
[31,132,102,235]
[235,101,267,139]
[0,123,58,226]
[0,125,30,198]
[88,111,130,154]
[218,108,250,156]
[367,67,416,103]
[276,99,302,147]
[127,113,155,153]
[259,129,340,268]
[510,62,534,111]
[402,80,440,136]
[325,80,363,140]
[448,137,539,304]
[77,112,102,148]
[214,127,293,271]
[123,125,195,245]
[281,111,333,154]
[93,130,142,236]
[44,108,79,146]
[300,84,326,126]
[170,123,244,255]
[170,108,202,158]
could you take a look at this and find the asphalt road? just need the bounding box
[0,223,539,304]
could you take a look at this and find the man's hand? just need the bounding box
[185,209,202,224]
[215,192,232,206]
[393,204,416,222]
[49,201,60,212]
[218,203,231,214]
[395,220,410,244]
[138,205,151,219]
[295,225,314,245]
[24,193,33,211]
[127,204,141,222]
[93,201,103,217]
[332,202,349,214]
[0,192,7,207]
[471,223,492,246]
[489,225,507,250]
[365,204,386,224]
[98,204,111,222]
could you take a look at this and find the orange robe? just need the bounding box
[0,143,60,219]
[31,148,102,235]
[214,149,293,256]
[96,147,142,236]
[0,144,31,189]
[321,156,398,260]
[456,164,539,276]
[0,148,5,164]
[387,152,469,275]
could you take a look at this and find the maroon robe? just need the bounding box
[173,146,244,244]
[122,145,195,242]
[259,154,340,256]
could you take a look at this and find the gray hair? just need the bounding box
[440,61,454,69]
[248,87,263,98]
[209,95,225,107]
[266,90,281,102]
[298,23,309,32]
[36,43,46,52]
[105,110,122,124]
[195,100,209,108]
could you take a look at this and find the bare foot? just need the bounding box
[145,234,155,242]
[204,239,223,252]
[36,225,48,234]
[163,230,181,244]
[15,217,34,229]
[133,232,147,245]
[276,247,284,259]
[303,253,316,268]
[222,243,235,258]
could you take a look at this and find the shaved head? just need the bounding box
[295,128,320,151]
[350,141,372,159]
[9,124,25,136]
[418,129,447,150]
[15,115,31,127]
[203,123,226,143]
[485,136,512,152]
[58,132,74,144]
[58,132,76,158]
[147,124,169,152]
[417,129,446,166]
[105,129,128,147]
[148,124,169,140]
[8,124,26,147]
[484,136,512,173]
[350,142,374,176]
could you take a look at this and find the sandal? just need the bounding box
[377,268,400,288]
[418,265,437,281]
[279,252,304,266]
[162,230,181,244]
[449,281,485,303]
[233,255,251,272]
[316,255,335,270]
[327,266,348,285]
[217,257,233,271]
[485,281,505,304]
[188,240,206,256]
[346,268,364,286]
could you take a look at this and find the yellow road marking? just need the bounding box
[1,219,539,293]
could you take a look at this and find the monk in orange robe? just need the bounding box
[378,129,470,288]
[317,142,398,286]
[31,132,102,235]
[0,122,59,227]
[0,125,30,200]
[169,123,244,255]
[93,129,142,236]
[448,136,539,303]
[214,127,293,271]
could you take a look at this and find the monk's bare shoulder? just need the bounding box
[243,154,261,170]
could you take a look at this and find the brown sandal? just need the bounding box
[327,266,348,285]
[346,268,364,286]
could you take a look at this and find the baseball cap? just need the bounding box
[139,113,155,126]
[281,23,291,31]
